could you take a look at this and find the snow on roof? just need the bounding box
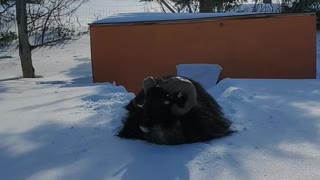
[91,12,268,25]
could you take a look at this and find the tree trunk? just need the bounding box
[159,0,176,13]
[199,0,214,12]
[16,0,35,78]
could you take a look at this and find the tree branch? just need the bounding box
[0,2,15,16]
[159,0,177,13]
[31,36,71,49]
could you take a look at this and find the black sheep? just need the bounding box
[117,75,233,145]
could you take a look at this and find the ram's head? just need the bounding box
[137,76,197,133]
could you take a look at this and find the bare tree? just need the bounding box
[27,0,87,48]
[0,0,15,16]
[16,0,35,78]
[199,0,214,12]
[1,0,16,44]
[158,0,176,12]
[3,0,86,77]
[142,0,244,13]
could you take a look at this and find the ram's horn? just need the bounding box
[143,76,156,94]
[139,125,150,133]
[132,99,144,109]
[160,76,197,115]
[136,104,144,109]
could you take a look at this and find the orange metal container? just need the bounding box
[89,13,316,93]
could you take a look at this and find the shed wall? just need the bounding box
[90,14,316,93]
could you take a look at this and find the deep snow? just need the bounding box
[1,1,320,179]
[1,67,320,180]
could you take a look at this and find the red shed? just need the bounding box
[89,13,316,93]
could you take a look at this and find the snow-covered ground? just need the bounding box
[1,1,320,180]
[74,0,161,25]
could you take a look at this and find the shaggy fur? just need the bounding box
[117,76,233,145]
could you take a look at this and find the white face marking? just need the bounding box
[177,92,183,98]
[137,104,144,109]
[163,100,170,105]
[139,126,150,133]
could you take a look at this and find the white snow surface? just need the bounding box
[1,3,320,180]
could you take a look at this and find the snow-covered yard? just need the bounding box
[1,1,320,179]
